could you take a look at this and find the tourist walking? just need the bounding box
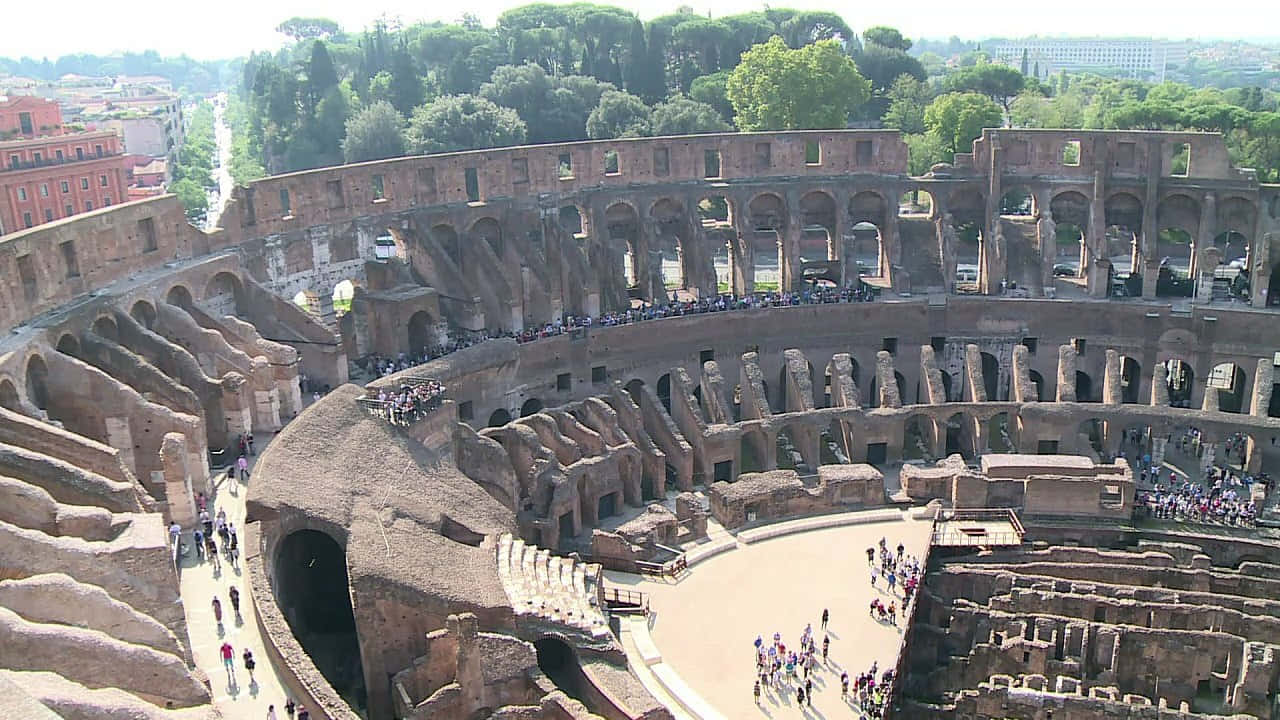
[238,455,250,482]
[243,648,257,682]
[267,706,277,720]
[821,608,829,629]
[212,596,222,625]
[220,641,235,682]
[229,586,241,618]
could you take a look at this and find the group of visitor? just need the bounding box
[367,379,447,425]
[515,287,878,343]
[362,331,495,377]
[1125,427,1267,528]
[751,619,830,709]
[868,537,923,607]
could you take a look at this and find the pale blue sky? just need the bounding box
[6,0,1277,61]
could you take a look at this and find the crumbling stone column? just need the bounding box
[220,372,251,439]
[1151,363,1171,406]
[1200,442,1217,476]
[160,433,196,525]
[1151,436,1168,467]
[1056,345,1078,402]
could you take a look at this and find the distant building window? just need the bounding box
[44,208,53,222]
[704,149,721,179]
[103,195,111,206]
[39,183,48,197]
[8,154,18,169]
[80,177,89,190]
[32,152,42,163]
[84,200,93,211]
[60,180,69,193]
[75,147,84,160]
[371,174,385,200]
[99,174,108,187]
[95,145,103,158]
[64,204,73,217]
[55,149,63,161]
[17,187,26,201]
[23,212,32,228]
[279,188,291,216]
[18,112,33,134]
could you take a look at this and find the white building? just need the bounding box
[985,38,1188,82]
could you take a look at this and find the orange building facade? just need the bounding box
[0,97,130,235]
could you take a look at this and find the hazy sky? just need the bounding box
[7,0,1278,61]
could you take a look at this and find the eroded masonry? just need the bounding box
[0,128,1277,719]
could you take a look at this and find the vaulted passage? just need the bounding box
[275,530,366,711]
[535,637,590,706]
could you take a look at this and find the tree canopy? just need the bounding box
[276,17,342,42]
[726,36,870,130]
[923,92,1003,158]
[406,95,527,153]
[945,62,1026,115]
[342,101,406,163]
[587,90,653,138]
[651,95,731,135]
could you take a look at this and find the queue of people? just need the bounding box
[366,379,447,425]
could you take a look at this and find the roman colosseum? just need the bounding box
[0,128,1277,720]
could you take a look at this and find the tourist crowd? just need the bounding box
[748,535,918,716]
[515,287,877,343]
[1126,427,1267,528]
[366,379,447,425]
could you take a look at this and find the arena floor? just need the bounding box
[614,511,934,718]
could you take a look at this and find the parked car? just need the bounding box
[1053,263,1076,277]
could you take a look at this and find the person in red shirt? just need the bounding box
[220,642,236,683]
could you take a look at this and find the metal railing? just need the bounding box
[359,376,447,426]
[2,150,122,172]
[602,586,649,615]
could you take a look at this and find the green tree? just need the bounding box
[171,178,209,222]
[307,41,340,102]
[650,94,730,135]
[727,36,870,130]
[406,94,526,153]
[862,26,911,52]
[923,92,1002,158]
[905,132,949,177]
[946,62,1025,115]
[342,100,406,163]
[481,63,612,143]
[690,70,734,123]
[587,89,652,138]
[882,75,933,134]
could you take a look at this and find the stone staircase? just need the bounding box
[495,533,610,638]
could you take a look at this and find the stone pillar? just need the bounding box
[984,138,1005,295]
[221,372,252,439]
[160,432,197,526]
[1086,165,1109,297]
[250,357,283,432]
[1151,436,1168,467]
[1103,349,1123,406]
[1141,139,1162,299]
[1056,344,1078,402]
[938,213,959,294]
[1036,203,1056,297]
[1151,363,1171,406]
[1200,442,1217,475]
[839,210,858,288]
[781,211,804,291]
[1250,233,1272,307]
[1247,358,1274,472]
[1194,192,1217,284]
[882,211,902,291]
[730,206,754,295]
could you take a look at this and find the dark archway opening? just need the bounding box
[1208,362,1247,413]
[56,333,81,358]
[25,356,49,411]
[488,408,512,428]
[598,492,618,520]
[520,398,543,417]
[92,316,119,343]
[535,638,590,706]
[944,413,971,461]
[980,351,1000,401]
[166,285,194,311]
[274,530,365,711]
[657,374,671,413]
[1270,384,1280,417]
[624,379,645,407]
[1120,356,1141,404]
[1075,371,1094,402]
[1269,264,1280,307]
[130,300,157,330]
[1165,359,1194,408]
[407,311,433,354]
